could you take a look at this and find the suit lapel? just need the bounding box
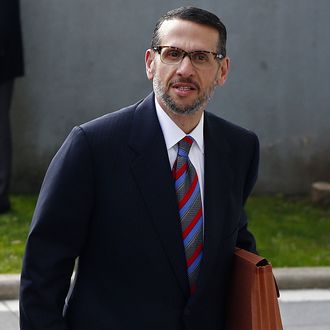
[128,93,190,297]
[194,112,235,296]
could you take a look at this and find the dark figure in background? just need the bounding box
[0,0,24,213]
[20,7,259,330]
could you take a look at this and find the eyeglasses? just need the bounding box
[153,46,223,69]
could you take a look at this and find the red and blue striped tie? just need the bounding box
[173,136,203,294]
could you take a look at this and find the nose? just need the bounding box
[176,55,196,77]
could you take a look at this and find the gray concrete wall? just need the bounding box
[11,0,330,193]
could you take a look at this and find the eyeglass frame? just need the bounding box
[152,45,224,68]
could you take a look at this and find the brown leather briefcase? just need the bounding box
[226,248,283,330]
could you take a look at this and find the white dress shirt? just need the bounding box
[155,97,205,209]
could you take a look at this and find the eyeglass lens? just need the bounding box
[160,47,217,68]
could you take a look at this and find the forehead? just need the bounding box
[157,19,219,51]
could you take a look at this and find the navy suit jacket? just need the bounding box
[20,93,259,330]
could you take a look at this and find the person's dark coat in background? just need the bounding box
[0,0,24,212]
[0,0,24,84]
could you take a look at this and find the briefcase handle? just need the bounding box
[234,247,280,298]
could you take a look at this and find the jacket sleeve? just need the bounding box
[236,132,259,253]
[19,126,94,330]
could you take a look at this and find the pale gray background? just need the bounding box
[11,0,330,193]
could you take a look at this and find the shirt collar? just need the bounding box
[155,96,204,153]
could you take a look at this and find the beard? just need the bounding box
[153,74,216,115]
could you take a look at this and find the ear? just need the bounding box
[215,56,230,86]
[145,49,155,80]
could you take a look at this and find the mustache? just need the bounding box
[169,78,200,90]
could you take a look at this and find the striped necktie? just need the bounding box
[173,136,203,294]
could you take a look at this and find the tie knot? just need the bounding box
[178,136,193,158]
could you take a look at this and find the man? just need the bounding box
[20,7,259,330]
[0,0,24,213]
